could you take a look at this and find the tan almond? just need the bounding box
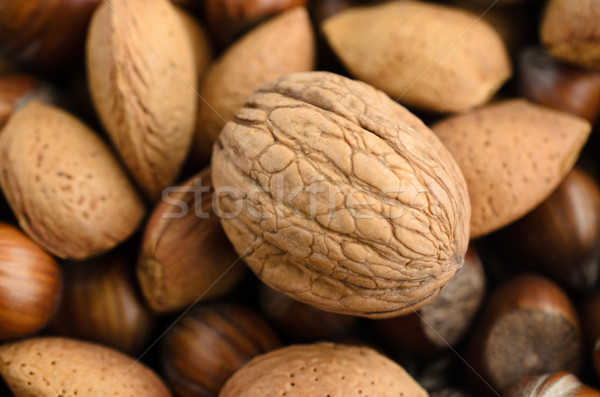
[0,337,171,396]
[175,6,212,80]
[321,0,511,113]
[0,101,145,260]
[541,0,600,70]
[87,0,198,201]
[220,342,428,396]
[192,7,315,163]
[432,99,591,238]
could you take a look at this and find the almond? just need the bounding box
[220,342,428,396]
[87,0,198,201]
[0,101,145,260]
[321,0,511,113]
[192,7,315,163]
[0,337,171,396]
[432,99,591,238]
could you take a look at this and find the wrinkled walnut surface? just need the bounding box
[212,72,470,318]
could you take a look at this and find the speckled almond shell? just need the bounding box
[0,337,171,397]
[321,0,511,113]
[433,99,591,238]
[0,101,145,260]
[541,0,600,70]
[219,342,428,397]
[87,0,197,201]
[193,7,314,162]
[211,71,470,318]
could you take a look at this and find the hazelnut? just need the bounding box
[497,168,600,291]
[0,223,62,340]
[138,167,246,314]
[502,371,600,397]
[212,71,470,318]
[467,275,582,394]
[161,303,280,397]
[50,252,155,355]
[580,289,600,349]
[373,247,485,354]
[518,47,600,123]
[259,284,357,342]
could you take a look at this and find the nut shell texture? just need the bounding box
[433,99,590,238]
[87,0,197,201]
[219,342,428,397]
[0,337,171,397]
[0,101,145,260]
[212,71,470,318]
[322,0,511,113]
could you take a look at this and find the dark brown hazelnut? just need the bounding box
[161,303,281,397]
[0,223,62,340]
[519,46,600,123]
[373,247,485,354]
[467,274,582,394]
[138,167,246,314]
[259,284,357,342]
[502,371,600,397]
[498,168,600,291]
[50,253,156,355]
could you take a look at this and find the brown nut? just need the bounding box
[50,253,155,355]
[519,47,600,123]
[540,0,600,70]
[322,0,511,113]
[580,289,600,350]
[432,99,591,238]
[212,71,470,318]
[0,0,101,72]
[373,246,485,354]
[0,101,145,260]
[502,372,600,397]
[0,337,171,396]
[467,275,582,394]
[193,7,314,163]
[497,168,600,291]
[0,223,62,340]
[259,284,357,342]
[138,167,246,313]
[161,303,280,397]
[204,0,307,48]
[175,7,212,81]
[87,0,198,201]
[219,342,428,397]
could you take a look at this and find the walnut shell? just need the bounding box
[541,0,600,70]
[219,342,428,397]
[433,99,591,238]
[0,337,171,396]
[321,0,511,113]
[87,0,197,201]
[192,7,314,163]
[0,101,145,260]
[212,71,470,318]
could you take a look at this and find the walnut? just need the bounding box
[211,72,470,318]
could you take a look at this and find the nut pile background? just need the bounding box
[0,0,599,396]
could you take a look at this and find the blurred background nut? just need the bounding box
[161,303,280,397]
[502,372,600,397]
[467,275,582,394]
[259,284,357,342]
[0,101,146,260]
[50,252,155,355]
[373,247,485,354]
[518,46,600,123]
[0,223,62,341]
[138,167,246,314]
[580,289,600,352]
[0,0,101,72]
[540,0,600,70]
[497,168,600,291]
[204,0,307,48]
[595,339,600,381]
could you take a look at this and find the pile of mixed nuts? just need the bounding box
[0,0,599,396]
